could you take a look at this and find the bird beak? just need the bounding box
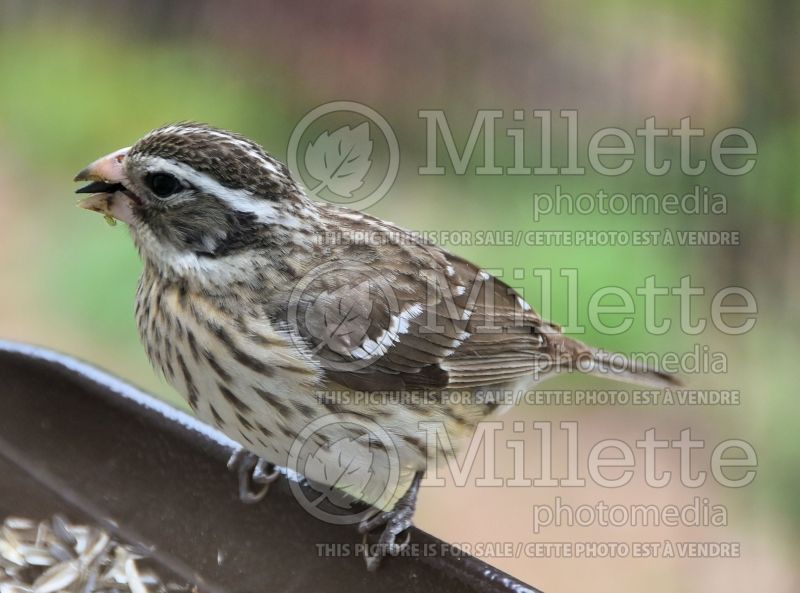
[74,146,129,184]
[74,147,138,225]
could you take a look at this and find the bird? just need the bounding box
[74,122,678,570]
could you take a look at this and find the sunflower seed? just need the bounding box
[3,519,35,532]
[81,564,100,593]
[32,559,80,593]
[80,532,111,567]
[46,541,74,563]
[124,558,149,593]
[51,516,77,549]
[0,516,196,593]
[0,584,34,593]
[33,525,48,550]
[17,546,54,567]
[0,540,26,566]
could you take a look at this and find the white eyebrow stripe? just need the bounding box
[135,155,299,227]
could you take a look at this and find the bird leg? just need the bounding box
[358,471,423,571]
[227,449,280,504]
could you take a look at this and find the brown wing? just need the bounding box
[284,210,559,392]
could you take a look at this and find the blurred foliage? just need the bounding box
[0,1,797,589]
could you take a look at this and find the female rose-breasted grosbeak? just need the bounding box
[75,123,677,569]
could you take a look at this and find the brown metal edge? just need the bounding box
[0,340,542,593]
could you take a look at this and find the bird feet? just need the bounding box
[227,449,281,504]
[358,472,423,571]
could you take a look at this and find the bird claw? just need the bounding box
[360,518,413,571]
[227,449,280,504]
[252,458,281,485]
[358,472,422,571]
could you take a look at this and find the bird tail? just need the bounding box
[553,335,681,389]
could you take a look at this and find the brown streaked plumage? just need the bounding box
[74,122,679,570]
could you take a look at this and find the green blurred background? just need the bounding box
[0,1,797,591]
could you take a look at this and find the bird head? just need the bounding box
[74,123,312,278]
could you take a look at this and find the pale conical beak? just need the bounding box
[74,147,130,183]
[74,147,138,224]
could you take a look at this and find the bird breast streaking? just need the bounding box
[74,122,678,570]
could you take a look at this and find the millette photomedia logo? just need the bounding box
[287,101,400,210]
[286,414,402,525]
[285,259,402,373]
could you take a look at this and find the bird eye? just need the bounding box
[146,172,181,198]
